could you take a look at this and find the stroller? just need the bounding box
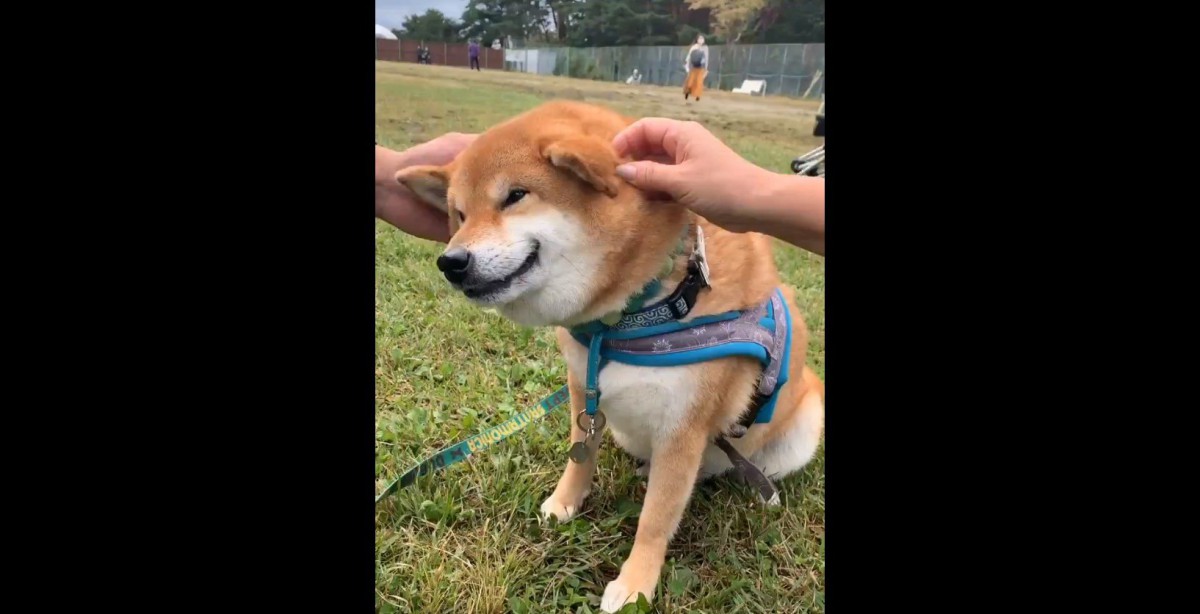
[791,97,824,177]
[416,45,431,65]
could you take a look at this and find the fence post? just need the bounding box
[715,45,721,91]
[779,45,788,96]
[745,45,754,93]
[803,69,822,98]
[397,39,402,62]
[657,47,663,85]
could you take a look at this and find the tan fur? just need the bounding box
[397,100,824,612]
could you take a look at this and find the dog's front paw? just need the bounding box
[539,493,583,523]
[600,573,656,613]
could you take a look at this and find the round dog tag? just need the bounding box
[568,442,590,463]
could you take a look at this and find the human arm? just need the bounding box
[374,133,476,242]
[611,118,824,256]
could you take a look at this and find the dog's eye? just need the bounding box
[503,189,528,207]
[457,210,466,223]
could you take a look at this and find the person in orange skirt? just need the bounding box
[683,35,709,101]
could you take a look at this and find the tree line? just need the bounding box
[392,0,824,47]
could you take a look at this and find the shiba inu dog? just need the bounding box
[397,100,824,612]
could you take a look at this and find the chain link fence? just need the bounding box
[503,43,824,99]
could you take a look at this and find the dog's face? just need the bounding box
[398,103,678,328]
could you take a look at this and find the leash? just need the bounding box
[375,385,571,504]
[374,379,778,507]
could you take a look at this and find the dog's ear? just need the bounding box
[540,136,622,198]
[395,165,451,212]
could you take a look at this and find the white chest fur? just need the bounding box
[560,335,702,462]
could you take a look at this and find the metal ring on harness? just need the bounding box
[577,410,606,431]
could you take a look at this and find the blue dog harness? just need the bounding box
[374,225,793,506]
[568,232,793,436]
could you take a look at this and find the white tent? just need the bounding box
[374,24,398,40]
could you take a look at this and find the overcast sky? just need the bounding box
[376,0,469,29]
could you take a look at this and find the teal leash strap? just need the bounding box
[375,385,572,504]
[584,330,606,416]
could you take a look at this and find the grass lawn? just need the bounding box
[375,61,825,613]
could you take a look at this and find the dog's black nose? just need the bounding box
[436,248,471,283]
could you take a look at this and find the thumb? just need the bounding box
[615,161,682,194]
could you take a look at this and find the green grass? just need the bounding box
[376,62,825,613]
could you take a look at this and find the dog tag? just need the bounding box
[568,441,590,463]
[569,410,606,464]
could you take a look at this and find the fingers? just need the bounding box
[637,153,674,165]
[614,160,682,195]
[403,133,479,167]
[612,118,689,163]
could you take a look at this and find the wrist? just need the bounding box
[757,172,825,254]
[740,166,786,227]
[375,146,416,219]
[375,146,410,188]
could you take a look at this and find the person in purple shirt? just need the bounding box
[468,40,481,71]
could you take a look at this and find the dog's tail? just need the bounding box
[801,365,824,401]
[798,366,825,430]
[755,365,824,479]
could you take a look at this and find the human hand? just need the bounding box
[376,133,477,242]
[611,118,774,233]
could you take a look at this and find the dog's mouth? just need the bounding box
[462,240,541,300]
